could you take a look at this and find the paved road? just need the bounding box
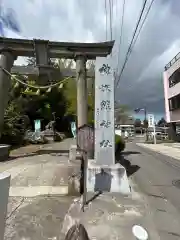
[124,142,180,239]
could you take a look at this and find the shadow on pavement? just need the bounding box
[36,149,69,155]
[115,151,140,177]
[123,151,141,155]
[86,191,102,204]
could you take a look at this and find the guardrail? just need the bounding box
[165,52,180,71]
[77,124,94,211]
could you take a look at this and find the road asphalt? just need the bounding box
[125,141,180,239]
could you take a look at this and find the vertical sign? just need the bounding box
[148,114,154,127]
[34,119,41,132]
[95,57,115,165]
[34,119,41,140]
[148,114,156,144]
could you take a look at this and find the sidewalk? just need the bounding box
[136,143,180,160]
[2,139,161,240]
[3,138,77,240]
[62,184,160,240]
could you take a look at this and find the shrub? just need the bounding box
[115,134,125,153]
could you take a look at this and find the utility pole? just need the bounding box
[76,55,88,128]
[144,107,148,141]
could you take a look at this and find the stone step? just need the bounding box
[7,161,82,197]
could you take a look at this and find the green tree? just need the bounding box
[157,117,167,127]
[115,103,130,124]
[1,97,30,145]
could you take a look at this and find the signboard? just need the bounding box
[34,119,41,132]
[71,122,76,139]
[148,114,156,144]
[95,57,115,165]
[148,114,155,127]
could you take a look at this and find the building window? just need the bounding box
[169,99,173,110]
[169,94,180,110]
[169,70,180,87]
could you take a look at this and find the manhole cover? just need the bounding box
[172,180,180,188]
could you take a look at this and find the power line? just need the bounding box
[109,0,113,41]
[115,0,149,89]
[116,0,126,75]
[111,0,114,37]
[131,0,155,50]
[116,0,156,91]
[114,0,118,40]
[105,0,108,40]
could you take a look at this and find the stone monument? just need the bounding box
[86,56,130,194]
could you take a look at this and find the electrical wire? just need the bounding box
[131,0,155,51]
[111,0,114,38]
[115,0,126,76]
[109,0,113,41]
[114,0,118,41]
[115,0,149,89]
[105,0,108,40]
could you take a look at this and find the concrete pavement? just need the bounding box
[126,142,180,239]
[3,138,180,239]
[2,139,78,240]
[62,190,159,240]
[136,142,180,161]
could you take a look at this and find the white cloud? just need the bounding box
[2,0,180,112]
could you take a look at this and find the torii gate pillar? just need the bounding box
[76,55,88,128]
[0,51,16,138]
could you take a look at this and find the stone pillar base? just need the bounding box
[0,171,11,240]
[69,144,82,162]
[0,145,10,161]
[86,160,131,195]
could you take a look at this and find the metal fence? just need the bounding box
[165,52,180,71]
[77,124,94,211]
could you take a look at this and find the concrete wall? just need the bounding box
[169,108,180,122]
[163,72,170,123]
[164,61,180,123]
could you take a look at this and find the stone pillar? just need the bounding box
[0,51,16,138]
[86,57,131,194]
[0,172,11,240]
[76,55,88,128]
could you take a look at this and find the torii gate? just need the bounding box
[0,37,114,139]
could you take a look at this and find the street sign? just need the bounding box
[70,122,76,139]
[148,114,155,127]
[34,119,41,132]
[147,114,156,144]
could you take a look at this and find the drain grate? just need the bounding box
[172,180,180,188]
